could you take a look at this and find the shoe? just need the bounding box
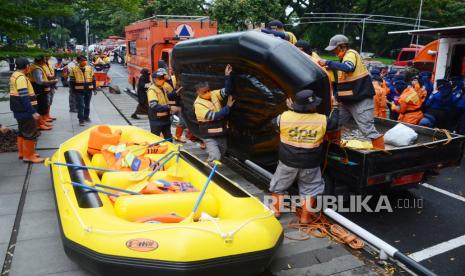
[40,116,53,127]
[371,135,385,150]
[131,113,140,119]
[79,121,85,126]
[174,126,186,143]
[38,123,52,131]
[271,193,283,218]
[69,109,78,113]
[22,139,44,163]
[85,118,92,123]
[299,197,317,224]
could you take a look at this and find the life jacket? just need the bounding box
[87,125,122,156]
[141,179,197,194]
[28,63,50,95]
[9,71,37,112]
[101,143,152,172]
[162,80,177,105]
[398,87,423,125]
[147,84,171,121]
[194,89,227,138]
[335,49,375,102]
[278,111,327,168]
[71,65,94,91]
[373,81,387,118]
[42,63,55,80]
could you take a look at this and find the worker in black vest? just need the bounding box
[270,90,338,223]
[318,35,384,149]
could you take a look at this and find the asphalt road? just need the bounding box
[108,63,465,276]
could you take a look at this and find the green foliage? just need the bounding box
[210,0,283,32]
[0,46,77,60]
[0,0,74,39]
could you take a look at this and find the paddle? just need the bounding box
[182,160,221,223]
[70,181,120,197]
[44,159,119,172]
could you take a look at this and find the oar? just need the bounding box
[147,137,172,147]
[44,159,119,172]
[129,150,174,181]
[182,160,221,223]
[146,151,177,180]
[70,181,120,197]
[94,183,140,195]
[126,138,173,156]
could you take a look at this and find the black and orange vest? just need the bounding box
[335,50,375,102]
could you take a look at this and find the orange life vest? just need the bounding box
[87,125,122,156]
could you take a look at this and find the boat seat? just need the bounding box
[114,192,218,221]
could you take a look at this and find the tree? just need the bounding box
[0,0,74,40]
[210,0,283,32]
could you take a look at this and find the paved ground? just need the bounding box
[0,64,380,276]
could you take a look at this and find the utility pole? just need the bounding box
[85,20,89,58]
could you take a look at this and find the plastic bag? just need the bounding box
[384,123,418,147]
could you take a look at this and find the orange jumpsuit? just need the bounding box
[373,81,387,118]
[397,87,423,124]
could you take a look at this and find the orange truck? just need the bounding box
[125,15,218,90]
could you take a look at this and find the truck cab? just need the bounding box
[393,44,423,67]
[125,15,217,90]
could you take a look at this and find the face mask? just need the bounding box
[414,83,421,90]
[155,79,165,86]
[80,61,87,67]
[336,50,346,59]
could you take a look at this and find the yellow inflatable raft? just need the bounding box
[48,125,283,276]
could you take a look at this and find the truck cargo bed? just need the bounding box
[326,118,465,193]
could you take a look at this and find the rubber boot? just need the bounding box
[271,193,283,218]
[299,197,317,224]
[174,126,186,143]
[371,135,385,150]
[326,130,341,144]
[38,118,52,131]
[22,139,44,163]
[17,136,24,159]
[47,107,56,121]
[41,115,53,127]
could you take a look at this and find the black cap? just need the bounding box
[15,58,30,70]
[295,40,311,54]
[76,55,87,61]
[268,20,284,29]
[292,90,322,112]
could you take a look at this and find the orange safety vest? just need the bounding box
[373,81,387,118]
[398,87,423,125]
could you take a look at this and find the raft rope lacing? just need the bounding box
[56,146,274,242]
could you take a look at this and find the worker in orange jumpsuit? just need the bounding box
[411,76,427,105]
[372,74,388,118]
[391,80,423,125]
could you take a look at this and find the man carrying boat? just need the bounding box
[270,90,338,223]
[318,34,385,149]
[194,64,234,166]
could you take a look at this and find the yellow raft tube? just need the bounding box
[48,125,283,276]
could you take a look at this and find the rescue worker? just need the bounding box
[69,55,96,126]
[194,64,234,166]
[391,80,424,125]
[147,68,179,138]
[131,68,151,119]
[261,20,297,44]
[419,71,434,98]
[372,74,388,118]
[295,40,320,60]
[452,77,465,134]
[9,58,44,163]
[269,90,338,223]
[43,55,58,122]
[419,79,453,128]
[412,76,427,104]
[318,34,384,149]
[28,56,57,131]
